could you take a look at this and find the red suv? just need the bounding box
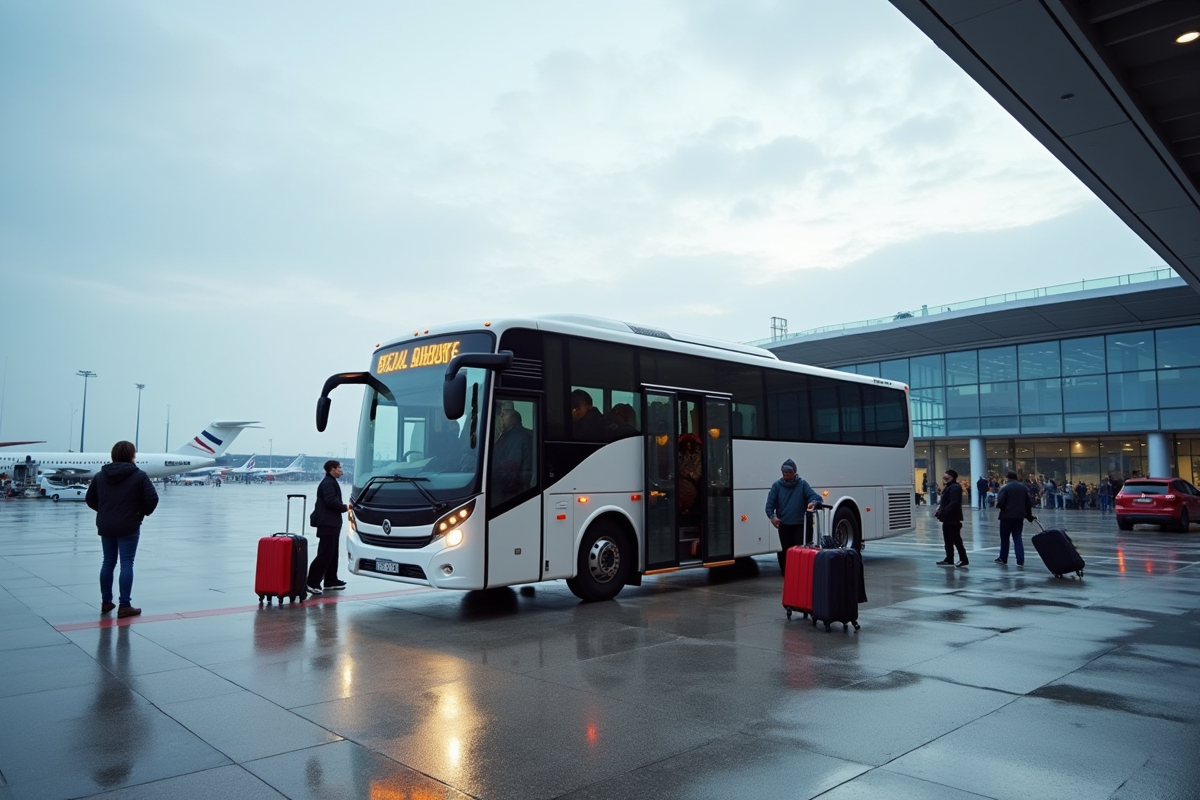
[1115,478,1200,532]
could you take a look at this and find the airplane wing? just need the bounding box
[0,441,46,448]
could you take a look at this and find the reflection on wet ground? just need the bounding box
[1,483,1198,799]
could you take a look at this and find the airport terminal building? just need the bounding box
[761,269,1200,494]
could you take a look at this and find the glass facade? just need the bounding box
[843,324,1200,438]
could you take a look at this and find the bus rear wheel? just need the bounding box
[832,507,860,551]
[567,521,629,602]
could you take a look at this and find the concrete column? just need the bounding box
[1147,432,1171,478]
[969,437,987,488]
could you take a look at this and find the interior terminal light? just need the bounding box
[1176,31,1199,44]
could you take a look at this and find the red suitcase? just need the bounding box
[255,495,309,605]
[783,546,819,620]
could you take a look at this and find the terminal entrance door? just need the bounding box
[643,388,734,571]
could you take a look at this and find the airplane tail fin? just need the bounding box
[241,455,256,470]
[286,454,305,470]
[172,420,262,458]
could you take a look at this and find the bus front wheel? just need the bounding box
[567,521,629,602]
[832,507,861,551]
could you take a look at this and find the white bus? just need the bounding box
[316,315,914,601]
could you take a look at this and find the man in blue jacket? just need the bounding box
[765,459,821,574]
[306,460,350,594]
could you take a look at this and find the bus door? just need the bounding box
[643,389,735,569]
[643,390,678,571]
[485,392,542,587]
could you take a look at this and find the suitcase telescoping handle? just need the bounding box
[809,502,832,545]
[285,493,307,535]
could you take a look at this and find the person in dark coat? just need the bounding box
[764,458,821,573]
[995,471,1035,566]
[570,389,606,441]
[306,460,350,594]
[936,469,969,567]
[85,440,159,618]
[492,405,532,502]
[975,476,989,510]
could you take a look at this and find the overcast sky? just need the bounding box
[1,0,1163,459]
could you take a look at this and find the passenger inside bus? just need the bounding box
[570,389,606,441]
[606,403,638,439]
[492,405,533,501]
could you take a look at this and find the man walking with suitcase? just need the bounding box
[765,459,821,574]
[306,460,350,595]
[995,471,1034,566]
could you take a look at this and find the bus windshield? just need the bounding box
[354,333,494,509]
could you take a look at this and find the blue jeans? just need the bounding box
[100,530,140,606]
[998,518,1025,564]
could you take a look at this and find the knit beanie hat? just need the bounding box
[781,459,797,472]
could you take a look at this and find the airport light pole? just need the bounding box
[134,383,145,450]
[76,370,96,451]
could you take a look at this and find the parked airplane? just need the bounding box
[0,420,261,481]
[251,454,306,480]
[186,454,256,479]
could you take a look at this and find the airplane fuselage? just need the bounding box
[0,452,216,481]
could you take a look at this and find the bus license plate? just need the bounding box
[375,559,400,574]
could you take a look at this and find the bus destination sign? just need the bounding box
[375,340,462,374]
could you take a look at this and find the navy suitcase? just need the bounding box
[811,547,863,632]
[1031,520,1085,579]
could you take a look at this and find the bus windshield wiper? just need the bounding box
[358,474,446,510]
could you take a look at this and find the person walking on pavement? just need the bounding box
[85,440,159,618]
[995,471,1034,566]
[306,460,350,595]
[975,476,989,510]
[936,469,969,567]
[765,458,821,574]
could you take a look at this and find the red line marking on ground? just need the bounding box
[53,587,433,632]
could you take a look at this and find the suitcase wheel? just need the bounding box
[257,594,264,604]
[824,623,832,632]
[786,609,792,619]
[811,617,817,627]
[852,621,861,630]
[1076,570,1084,578]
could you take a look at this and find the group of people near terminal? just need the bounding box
[971,474,1122,514]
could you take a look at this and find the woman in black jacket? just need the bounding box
[85,441,159,617]
[934,469,968,567]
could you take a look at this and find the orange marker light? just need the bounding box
[865,507,871,512]
[630,494,641,501]
[577,496,588,503]
[741,515,748,521]
[484,321,491,326]
[822,490,829,497]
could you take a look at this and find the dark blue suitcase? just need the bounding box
[1031,521,1084,579]
[811,548,863,631]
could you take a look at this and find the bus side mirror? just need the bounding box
[442,351,513,420]
[444,373,467,420]
[316,396,332,432]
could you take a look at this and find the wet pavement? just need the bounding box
[1,483,1198,799]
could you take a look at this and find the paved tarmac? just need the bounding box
[1,482,1197,800]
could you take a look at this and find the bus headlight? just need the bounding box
[433,499,476,542]
[347,505,357,534]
